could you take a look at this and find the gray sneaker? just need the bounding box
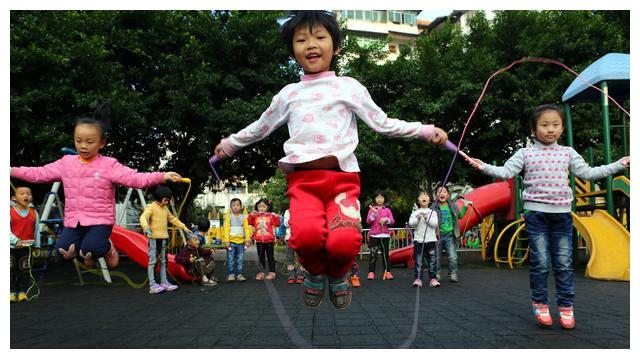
[450,273,458,282]
[236,274,246,282]
[227,274,236,282]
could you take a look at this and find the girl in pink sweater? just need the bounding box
[366,190,395,280]
[10,104,182,268]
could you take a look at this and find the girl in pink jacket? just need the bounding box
[10,105,182,268]
[366,190,395,280]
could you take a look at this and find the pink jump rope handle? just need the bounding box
[208,155,222,183]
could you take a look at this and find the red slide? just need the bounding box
[110,225,196,282]
[389,180,515,266]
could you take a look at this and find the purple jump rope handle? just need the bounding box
[444,140,471,161]
[208,155,222,183]
[444,140,459,154]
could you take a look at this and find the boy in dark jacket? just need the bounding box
[175,233,217,286]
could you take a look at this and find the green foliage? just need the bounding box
[11,11,629,223]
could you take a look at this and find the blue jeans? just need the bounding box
[436,232,458,275]
[414,242,438,280]
[226,243,245,275]
[524,211,574,307]
[148,238,168,285]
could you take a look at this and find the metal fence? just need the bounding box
[358,224,483,259]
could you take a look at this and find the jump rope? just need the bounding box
[208,56,630,349]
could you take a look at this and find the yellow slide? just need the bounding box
[571,210,630,281]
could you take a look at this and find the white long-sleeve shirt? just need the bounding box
[409,208,439,243]
[221,71,434,173]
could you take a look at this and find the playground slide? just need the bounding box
[110,225,196,282]
[389,180,514,266]
[571,210,630,281]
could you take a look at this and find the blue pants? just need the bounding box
[414,242,437,280]
[525,211,574,307]
[226,243,245,275]
[56,225,113,259]
[436,232,458,274]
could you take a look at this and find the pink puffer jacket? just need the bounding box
[11,155,165,228]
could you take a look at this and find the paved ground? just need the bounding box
[10,249,629,349]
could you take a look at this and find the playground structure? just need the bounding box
[390,53,630,281]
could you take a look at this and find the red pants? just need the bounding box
[286,170,363,278]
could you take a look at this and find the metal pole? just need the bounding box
[587,148,595,206]
[600,81,615,216]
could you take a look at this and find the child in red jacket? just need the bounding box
[248,198,280,280]
[175,234,217,286]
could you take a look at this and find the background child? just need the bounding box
[10,185,40,302]
[193,217,210,246]
[409,191,439,287]
[10,104,182,269]
[430,184,472,283]
[222,198,252,282]
[175,232,217,286]
[283,208,304,284]
[214,11,448,309]
[247,198,280,280]
[140,185,193,294]
[465,104,630,329]
[366,190,395,280]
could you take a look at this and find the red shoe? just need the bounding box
[104,239,120,268]
[296,276,304,284]
[367,272,375,280]
[351,275,361,287]
[287,278,295,284]
[558,306,575,329]
[532,302,553,328]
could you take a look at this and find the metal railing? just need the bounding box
[359,225,483,259]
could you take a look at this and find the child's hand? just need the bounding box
[164,172,182,182]
[431,127,448,145]
[15,240,24,248]
[465,157,485,171]
[210,248,216,254]
[379,217,388,225]
[189,254,196,263]
[621,156,630,168]
[144,228,151,237]
[184,228,193,235]
[462,198,474,206]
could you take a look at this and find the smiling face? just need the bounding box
[74,124,106,160]
[12,187,33,209]
[436,187,450,203]
[292,23,338,74]
[533,110,564,145]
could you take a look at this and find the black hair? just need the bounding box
[197,217,211,232]
[415,191,432,208]
[230,198,242,206]
[254,198,273,212]
[530,104,564,131]
[152,185,172,202]
[435,183,449,193]
[372,189,387,206]
[75,101,111,140]
[280,11,342,57]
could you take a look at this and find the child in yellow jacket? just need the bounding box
[222,198,252,282]
[140,185,192,294]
